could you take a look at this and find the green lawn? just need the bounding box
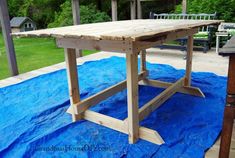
[0,33,97,80]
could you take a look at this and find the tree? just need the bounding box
[175,0,235,22]
[7,0,180,28]
[7,0,25,18]
[48,1,111,28]
[8,0,66,28]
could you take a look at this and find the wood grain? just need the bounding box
[13,20,222,42]
[64,48,81,121]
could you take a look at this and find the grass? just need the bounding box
[0,33,97,80]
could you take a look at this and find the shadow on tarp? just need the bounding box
[0,57,226,158]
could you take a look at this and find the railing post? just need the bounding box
[111,0,118,21]
[0,0,19,76]
[137,0,142,19]
[182,0,187,14]
[72,0,80,25]
[71,0,82,57]
[130,0,137,19]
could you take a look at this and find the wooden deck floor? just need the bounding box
[0,49,234,157]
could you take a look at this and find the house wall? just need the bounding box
[21,19,36,32]
[10,18,37,33]
[11,28,20,33]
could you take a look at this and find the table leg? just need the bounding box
[216,35,220,54]
[219,56,235,158]
[126,53,139,143]
[140,49,148,77]
[227,56,235,99]
[64,48,81,122]
[184,35,193,86]
[219,106,235,158]
[140,50,146,72]
[76,49,83,58]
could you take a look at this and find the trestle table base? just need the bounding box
[63,34,205,145]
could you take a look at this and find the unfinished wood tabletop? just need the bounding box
[12,19,222,41]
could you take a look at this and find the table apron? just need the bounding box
[56,28,198,54]
[56,38,134,54]
[133,28,198,52]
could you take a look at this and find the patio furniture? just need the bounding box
[13,19,221,145]
[149,12,217,53]
[219,36,235,158]
[216,23,235,54]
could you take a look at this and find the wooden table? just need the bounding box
[219,36,235,158]
[13,19,221,145]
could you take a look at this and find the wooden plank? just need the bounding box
[56,28,198,54]
[101,20,221,41]
[139,126,164,144]
[130,0,137,19]
[219,106,235,158]
[219,56,235,158]
[184,35,193,86]
[139,79,205,97]
[66,109,165,145]
[111,0,118,21]
[56,37,133,54]
[13,20,222,42]
[103,20,210,41]
[126,52,139,143]
[71,72,146,115]
[139,77,185,121]
[64,48,81,121]
[227,56,235,94]
[140,49,147,73]
[133,28,198,52]
[83,110,126,133]
[0,0,18,76]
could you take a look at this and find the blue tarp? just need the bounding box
[0,57,226,158]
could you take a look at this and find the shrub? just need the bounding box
[48,1,111,28]
[175,0,235,22]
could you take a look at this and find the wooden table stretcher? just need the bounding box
[13,19,221,145]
